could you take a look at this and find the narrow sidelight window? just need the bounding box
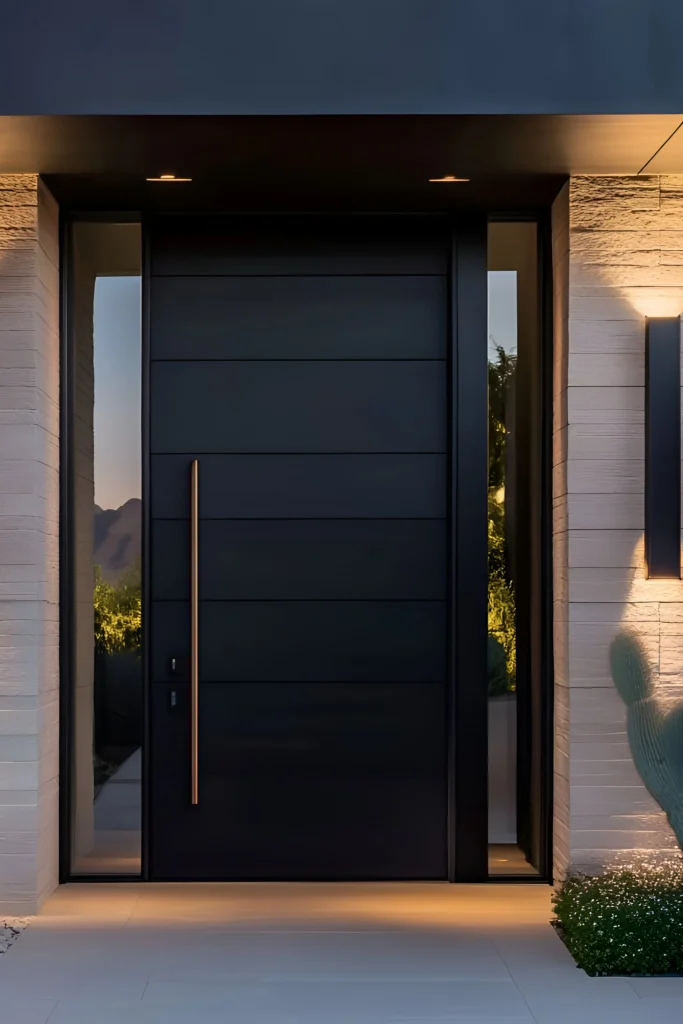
[67,223,142,875]
[487,222,545,877]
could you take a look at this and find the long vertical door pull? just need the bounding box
[190,459,200,805]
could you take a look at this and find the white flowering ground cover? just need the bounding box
[0,918,29,954]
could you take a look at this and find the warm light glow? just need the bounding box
[39,881,553,931]
[145,173,193,182]
[429,175,470,183]
[627,292,682,318]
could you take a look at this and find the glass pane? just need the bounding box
[487,222,541,877]
[70,223,142,874]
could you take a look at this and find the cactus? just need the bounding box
[610,631,683,850]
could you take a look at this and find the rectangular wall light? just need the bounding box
[645,316,681,579]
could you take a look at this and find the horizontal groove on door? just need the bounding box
[151,358,446,362]
[152,519,447,601]
[152,601,446,683]
[152,516,447,521]
[151,275,447,360]
[150,218,449,276]
[151,360,446,454]
[151,454,446,519]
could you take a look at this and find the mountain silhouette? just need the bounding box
[94,498,141,583]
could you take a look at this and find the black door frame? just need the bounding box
[448,221,489,881]
[59,209,552,884]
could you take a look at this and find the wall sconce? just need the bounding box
[645,316,681,579]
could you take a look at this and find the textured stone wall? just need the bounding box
[553,175,683,878]
[0,176,59,913]
[69,231,95,866]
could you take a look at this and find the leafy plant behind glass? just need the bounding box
[94,560,142,657]
[488,342,517,694]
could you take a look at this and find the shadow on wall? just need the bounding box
[610,631,683,852]
[562,177,683,870]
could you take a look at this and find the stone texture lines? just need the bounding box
[553,176,683,877]
[0,175,59,913]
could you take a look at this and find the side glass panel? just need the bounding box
[487,222,542,877]
[69,223,142,874]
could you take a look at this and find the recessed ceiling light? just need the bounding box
[146,173,193,182]
[429,175,470,183]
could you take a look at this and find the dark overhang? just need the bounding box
[2,114,683,211]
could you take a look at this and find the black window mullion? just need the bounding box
[448,219,489,881]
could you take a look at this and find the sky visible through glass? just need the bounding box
[94,276,142,510]
[488,270,517,359]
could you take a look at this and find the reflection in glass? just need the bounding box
[70,224,142,874]
[488,223,541,877]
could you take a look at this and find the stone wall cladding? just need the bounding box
[0,175,59,913]
[553,175,683,878]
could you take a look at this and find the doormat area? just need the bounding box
[0,918,30,955]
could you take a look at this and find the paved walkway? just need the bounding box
[2,883,682,1023]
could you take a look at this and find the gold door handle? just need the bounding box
[190,459,199,805]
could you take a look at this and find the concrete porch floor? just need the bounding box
[1,883,683,1023]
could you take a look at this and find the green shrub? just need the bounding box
[487,345,516,694]
[552,864,683,975]
[94,562,141,657]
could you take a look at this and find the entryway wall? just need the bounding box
[0,175,60,913]
[552,176,683,877]
[11,172,683,906]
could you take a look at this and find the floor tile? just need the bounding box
[268,978,530,1019]
[387,1019,534,1024]
[509,965,637,995]
[1,882,680,1023]
[147,930,510,980]
[0,998,57,1024]
[629,976,683,997]
[0,964,147,1001]
[47,1000,251,1024]
[142,977,531,1018]
[531,1005,683,1024]
[522,986,643,1020]
[494,934,576,970]
[636,1002,683,1023]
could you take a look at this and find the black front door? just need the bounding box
[149,216,451,879]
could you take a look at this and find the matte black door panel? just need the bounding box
[153,600,446,683]
[151,218,449,276]
[149,216,449,880]
[151,453,446,519]
[150,682,446,880]
[151,360,445,454]
[151,276,447,360]
[153,519,447,600]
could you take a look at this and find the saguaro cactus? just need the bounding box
[610,631,683,850]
